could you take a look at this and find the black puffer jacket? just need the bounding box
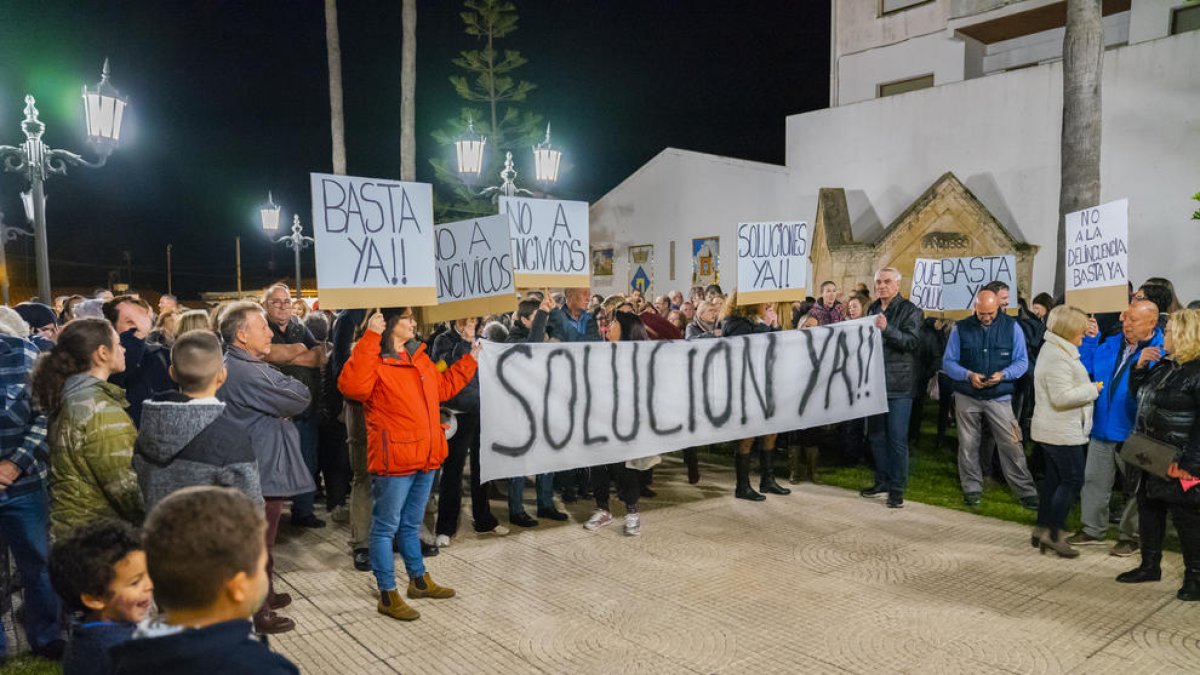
[431,328,479,412]
[867,296,923,399]
[1131,357,1200,478]
[720,315,769,337]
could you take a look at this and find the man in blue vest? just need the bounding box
[1068,299,1162,556]
[943,290,1039,509]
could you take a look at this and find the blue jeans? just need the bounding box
[508,474,555,517]
[1036,443,1086,536]
[0,487,60,654]
[291,415,319,518]
[370,472,435,591]
[868,397,913,496]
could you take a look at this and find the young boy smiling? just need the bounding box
[49,520,155,675]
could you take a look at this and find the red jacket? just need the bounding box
[338,331,477,476]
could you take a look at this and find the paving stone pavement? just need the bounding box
[271,458,1197,674]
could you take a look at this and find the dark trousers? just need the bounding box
[435,413,498,535]
[1137,480,1200,567]
[591,463,641,512]
[290,415,319,518]
[1035,443,1086,536]
[0,487,60,654]
[868,397,913,495]
[318,418,351,509]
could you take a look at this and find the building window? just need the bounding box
[880,0,934,16]
[1172,4,1200,35]
[877,73,935,98]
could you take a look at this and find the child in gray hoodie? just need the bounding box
[134,332,262,510]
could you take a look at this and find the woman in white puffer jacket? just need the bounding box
[1031,305,1103,558]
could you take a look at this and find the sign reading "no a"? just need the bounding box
[500,197,590,288]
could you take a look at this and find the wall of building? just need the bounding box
[588,150,794,297]
[788,29,1200,301]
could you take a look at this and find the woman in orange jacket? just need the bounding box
[338,307,478,622]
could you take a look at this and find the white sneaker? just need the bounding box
[435,534,451,548]
[330,504,350,524]
[584,509,614,531]
[478,525,509,537]
[624,513,641,536]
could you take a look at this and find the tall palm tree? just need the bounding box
[1056,0,1103,295]
[401,0,416,181]
[325,0,347,175]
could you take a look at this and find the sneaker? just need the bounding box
[510,512,539,528]
[1066,532,1106,546]
[640,486,657,498]
[476,525,509,537]
[290,513,326,529]
[1018,496,1040,511]
[584,509,614,531]
[537,507,569,521]
[860,484,888,498]
[1109,540,1139,557]
[330,504,350,524]
[963,492,982,507]
[624,513,641,536]
[434,534,451,548]
[353,548,371,571]
[886,493,904,509]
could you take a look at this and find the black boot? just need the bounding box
[759,449,790,495]
[735,453,765,501]
[1116,549,1162,583]
[1179,530,1200,600]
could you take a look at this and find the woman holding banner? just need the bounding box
[584,311,653,536]
[719,292,791,501]
[338,308,479,622]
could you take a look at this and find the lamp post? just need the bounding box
[454,119,564,201]
[0,61,127,302]
[260,193,312,300]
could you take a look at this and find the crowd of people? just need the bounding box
[0,269,1194,672]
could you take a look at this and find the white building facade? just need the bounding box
[589,0,1200,301]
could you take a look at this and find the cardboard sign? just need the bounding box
[420,215,516,324]
[309,173,436,309]
[910,258,943,312]
[499,196,590,288]
[736,221,809,303]
[940,255,1017,316]
[1065,199,1130,313]
[478,318,887,481]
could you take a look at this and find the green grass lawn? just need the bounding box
[0,655,59,675]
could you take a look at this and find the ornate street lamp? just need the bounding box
[454,116,486,177]
[0,60,128,301]
[260,194,313,300]
[532,123,562,184]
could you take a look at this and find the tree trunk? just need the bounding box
[1056,0,1104,297]
[325,0,347,175]
[400,0,417,182]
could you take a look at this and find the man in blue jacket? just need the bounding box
[1069,300,1162,556]
[942,290,1039,509]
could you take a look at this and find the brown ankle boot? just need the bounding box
[407,573,456,599]
[378,588,420,620]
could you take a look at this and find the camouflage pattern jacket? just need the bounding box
[49,373,142,538]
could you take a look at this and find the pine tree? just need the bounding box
[430,0,545,219]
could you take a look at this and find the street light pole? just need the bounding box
[271,215,313,301]
[0,62,127,302]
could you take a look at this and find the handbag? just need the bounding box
[1119,431,1179,479]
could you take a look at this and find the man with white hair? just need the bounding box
[859,267,923,509]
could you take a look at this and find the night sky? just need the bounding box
[0,0,830,299]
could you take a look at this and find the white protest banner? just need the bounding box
[910,258,943,312]
[478,318,887,482]
[736,221,810,303]
[939,254,1017,317]
[310,173,436,309]
[421,215,516,324]
[1065,198,1129,313]
[499,196,589,288]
